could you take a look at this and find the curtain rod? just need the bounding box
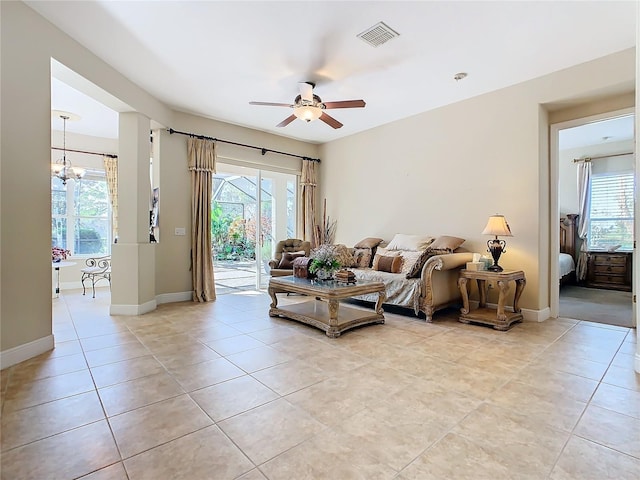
[167,128,321,163]
[572,151,633,163]
[52,146,118,159]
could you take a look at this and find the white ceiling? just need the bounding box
[559,114,635,151]
[30,1,635,144]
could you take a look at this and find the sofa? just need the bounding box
[338,234,473,322]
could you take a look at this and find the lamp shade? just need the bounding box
[482,215,513,237]
[293,105,322,122]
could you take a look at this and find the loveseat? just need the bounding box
[338,234,473,321]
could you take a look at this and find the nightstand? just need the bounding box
[457,269,526,331]
[585,251,632,291]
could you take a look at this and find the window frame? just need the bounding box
[51,168,112,257]
[587,170,635,252]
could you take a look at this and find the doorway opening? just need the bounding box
[551,110,635,328]
[212,164,297,293]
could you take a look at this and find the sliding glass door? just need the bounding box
[212,164,297,292]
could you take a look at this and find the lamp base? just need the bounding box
[487,238,507,273]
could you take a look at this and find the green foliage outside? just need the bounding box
[211,201,256,260]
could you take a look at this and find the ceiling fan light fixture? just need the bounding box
[293,105,322,122]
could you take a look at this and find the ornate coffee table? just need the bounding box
[268,276,386,338]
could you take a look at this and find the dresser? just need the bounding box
[585,252,632,291]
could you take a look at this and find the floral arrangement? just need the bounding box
[52,246,71,262]
[309,244,341,274]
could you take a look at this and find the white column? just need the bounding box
[110,112,156,315]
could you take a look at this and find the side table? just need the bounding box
[457,269,526,331]
[52,261,76,298]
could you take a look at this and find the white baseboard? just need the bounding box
[108,292,190,314]
[0,335,54,369]
[470,301,550,322]
[523,307,551,322]
[110,298,157,316]
[156,291,192,305]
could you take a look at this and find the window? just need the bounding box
[51,170,111,256]
[588,171,634,251]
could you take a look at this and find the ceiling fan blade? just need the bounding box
[276,114,297,128]
[319,112,343,129]
[322,100,366,109]
[298,82,314,102]
[249,101,292,107]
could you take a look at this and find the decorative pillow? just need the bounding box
[396,250,425,276]
[354,237,384,249]
[386,234,435,251]
[333,244,356,267]
[374,247,401,258]
[278,251,306,269]
[406,249,437,278]
[373,255,403,273]
[352,248,373,268]
[429,235,465,252]
[372,248,401,270]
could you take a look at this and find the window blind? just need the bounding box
[588,172,634,250]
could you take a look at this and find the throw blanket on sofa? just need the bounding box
[351,268,422,314]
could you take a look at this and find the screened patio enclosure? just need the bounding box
[212,166,296,293]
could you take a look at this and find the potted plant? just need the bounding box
[309,244,341,280]
[52,246,71,263]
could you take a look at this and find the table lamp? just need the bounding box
[482,214,513,272]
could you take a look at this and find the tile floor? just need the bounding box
[1,289,638,479]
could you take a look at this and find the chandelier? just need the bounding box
[51,113,85,185]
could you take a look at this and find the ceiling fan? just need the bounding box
[249,82,366,129]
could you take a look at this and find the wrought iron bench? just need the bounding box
[81,255,111,298]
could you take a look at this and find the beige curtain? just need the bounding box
[576,161,591,281]
[103,156,118,241]
[187,137,217,302]
[300,159,318,247]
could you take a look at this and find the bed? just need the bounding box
[559,214,578,285]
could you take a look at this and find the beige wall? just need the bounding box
[1,2,54,354]
[319,49,635,313]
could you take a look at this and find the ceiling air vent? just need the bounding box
[357,21,400,48]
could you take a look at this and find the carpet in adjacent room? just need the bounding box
[559,285,634,328]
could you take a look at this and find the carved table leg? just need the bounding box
[458,277,470,314]
[513,277,526,313]
[268,287,278,316]
[326,299,340,338]
[374,291,386,317]
[477,279,487,308]
[496,280,510,321]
